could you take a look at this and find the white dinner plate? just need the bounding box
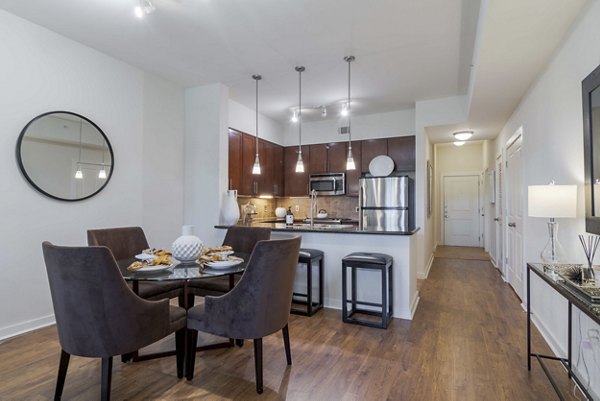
[369,155,395,177]
[205,257,243,269]
[135,253,157,261]
[134,264,173,273]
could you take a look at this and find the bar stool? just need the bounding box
[291,249,324,316]
[342,252,393,329]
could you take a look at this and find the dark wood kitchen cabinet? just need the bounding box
[361,138,388,172]
[228,129,242,191]
[387,136,415,172]
[230,129,283,196]
[284,145,310,197]
[308,144,328,173]
[308,142,348,174]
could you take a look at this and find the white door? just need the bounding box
[443,175,480,247]
[505,133,523,299]
[495,155,504,272]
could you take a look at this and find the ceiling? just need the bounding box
[0,0,587,142]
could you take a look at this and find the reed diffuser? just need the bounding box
[578,234,598,287]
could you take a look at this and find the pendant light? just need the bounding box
[295,66,305,173]
[75,118,83,179]
[344,55,356,170]
[252,74,262,175]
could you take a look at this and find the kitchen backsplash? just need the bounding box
[236,196,359,221]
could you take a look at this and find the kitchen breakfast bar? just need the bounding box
[216,223,420,320]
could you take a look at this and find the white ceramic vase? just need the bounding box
[221,189,240,225]
[172,225,203,264]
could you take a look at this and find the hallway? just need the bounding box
[0,250,580,400]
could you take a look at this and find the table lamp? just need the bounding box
[528,183,577,264]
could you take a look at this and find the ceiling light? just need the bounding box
[344,56,356,171]
[341,102,349,117]
[453,130,474,141]
[321,106,327,117]
[295,66,305,173]
[454,141,465,146]
[134,0,155,19]
[75,167,83,180]
[98,168,107,179]
[291,110,298,123]
[252,74,262,175]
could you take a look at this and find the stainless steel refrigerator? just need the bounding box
[359,175,414,232]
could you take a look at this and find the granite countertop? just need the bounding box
[215,222,420,235]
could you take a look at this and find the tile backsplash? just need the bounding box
[237,196,359,221]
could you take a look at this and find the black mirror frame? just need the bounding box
[16,111,114,202]
[583,64,600,234]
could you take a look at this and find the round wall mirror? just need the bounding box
[16,111,114,201]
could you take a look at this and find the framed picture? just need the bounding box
[427,161,433,218]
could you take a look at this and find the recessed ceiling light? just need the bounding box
[453,130,473,141]
[453,141,465,147]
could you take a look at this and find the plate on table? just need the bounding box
[369,155,395,177]
[205,257,243,269]
[134,264,173,273]
[135,253,157,262]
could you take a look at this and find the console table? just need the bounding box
[527,263,600,401]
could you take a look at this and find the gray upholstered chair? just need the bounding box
[186,236,301,394]
[42,242,186,401]
[87,227,185,303]
[187,226,271,297]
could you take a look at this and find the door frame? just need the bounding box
[441,171,483,247]
[503,127,524,298]
[494,153,504,274]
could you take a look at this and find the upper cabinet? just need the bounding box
[387,136,415,172]
[361,138,388,172]
[228,128,283,197]
[284,145,310,197]
[228,131,415,198]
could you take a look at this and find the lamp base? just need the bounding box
[540,220,564,265]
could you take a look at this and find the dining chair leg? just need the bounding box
[282,324,292,365]
[186,330,198,380]
[101,356,113,401]
[253,338,263,394]
[235,339,244,347]
[54,350,70,401]
[175,328,185,378]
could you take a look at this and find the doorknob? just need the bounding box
[444,214,448,218]
[508,222,516,227]
[494,218,500,222]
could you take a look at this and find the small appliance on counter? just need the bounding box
[359,174,414,232]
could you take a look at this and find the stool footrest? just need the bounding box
[345,300,383,308]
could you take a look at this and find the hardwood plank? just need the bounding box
[0,255,582,400]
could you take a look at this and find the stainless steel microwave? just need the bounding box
[309,173,345,195]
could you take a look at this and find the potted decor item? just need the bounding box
[172,225,203,264]
[221,189,240,225]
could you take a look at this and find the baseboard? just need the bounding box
[418,253,435,279]
[0,314,55,342]
[490,256,497,268]
[409,291,420,319]
[530,310,566,358]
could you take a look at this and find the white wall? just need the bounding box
[282,109,415,146]
[492,1,600,396]
[0,10,185,339]
[229,99,284,145]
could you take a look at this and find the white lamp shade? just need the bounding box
[528,184,577,218]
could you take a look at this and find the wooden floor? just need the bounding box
[0,254,582,400]
[433,245,491,261]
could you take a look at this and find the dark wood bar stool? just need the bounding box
[342,252,393,329]
[291,248,324,316]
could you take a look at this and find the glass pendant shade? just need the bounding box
[540,221,564,264]
[346,148,356,170]
[98,168,107,179]
[252,154,261,175]
[295,152,304,173]
[75,168,83,179]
